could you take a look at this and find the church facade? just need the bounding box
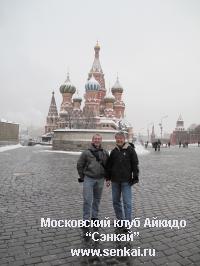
[45,42,132,138]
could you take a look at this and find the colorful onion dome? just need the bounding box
[111,77,123,93]
[59,73,76,94]
[104,89,115,103]
[73,90,82,102]
[85,75,100,91]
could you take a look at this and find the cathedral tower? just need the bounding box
[45,91,58,133]
[111,77,125,119]
[88,42,106,114]
[175,115,185,131]
[59,73,76,128]
[104,89,115,118]
[84,75,101,117]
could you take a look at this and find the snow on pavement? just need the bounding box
[0,143,23,152]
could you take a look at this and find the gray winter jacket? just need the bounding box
[77,144,109,179]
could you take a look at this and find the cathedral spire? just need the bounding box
[65,72,70,82]
[48,91,58,117]
[94,41,100,58]
[45,91,59,133]
[90,42,103,73]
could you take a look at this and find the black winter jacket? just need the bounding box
[106,143,139,183]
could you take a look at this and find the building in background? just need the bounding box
[170,115,188,145]
[45,42,132,137]
[188,124,200,143]
[0,119,19,146]
[170,115,200,145]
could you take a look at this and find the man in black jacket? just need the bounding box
[106,131,139,223]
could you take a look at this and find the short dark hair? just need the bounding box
[92,134,102,140]
[115,131,126,138]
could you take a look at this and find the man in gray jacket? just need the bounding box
[77,134,109,222]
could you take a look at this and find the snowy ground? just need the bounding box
[41,150,81,155]
[135,144,150,155]
[2,142,198,155]
[189,143,200,147]
[0,143,23,152]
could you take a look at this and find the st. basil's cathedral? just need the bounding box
[45,42,132,137]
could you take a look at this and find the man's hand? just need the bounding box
[106,180,111,187]
[129,176,139,186]
[78,177,84,183]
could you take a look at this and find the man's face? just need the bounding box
[92,135,102,148]
[115,135,125,147]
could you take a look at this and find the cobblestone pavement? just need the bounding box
[0,145,200,266]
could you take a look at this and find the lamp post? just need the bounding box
[159,115,168,140]
[138,127,145,144]
[147,122,153,142]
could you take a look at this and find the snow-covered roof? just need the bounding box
[42,132,54,137]
[54,128,118,133]
[0,119,19,124]
[187,123,197,130]
[99,119,119,127]
[0,118,7,122]
[119,118,132,128]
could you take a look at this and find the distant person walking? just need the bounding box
[153,141,158,151]
[77,134,109,223]
[153,140,161,151]
[157,139,161,151]
[179,141,182,148]
[144,141,149,149]
[106,131,139,227]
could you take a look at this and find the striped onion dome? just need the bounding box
[85,76,100,91]
[59,73,76,94]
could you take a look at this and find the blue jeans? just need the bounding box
[112,181,132,222]
[83,176,104,220]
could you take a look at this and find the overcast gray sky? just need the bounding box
[0,0,200,136]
